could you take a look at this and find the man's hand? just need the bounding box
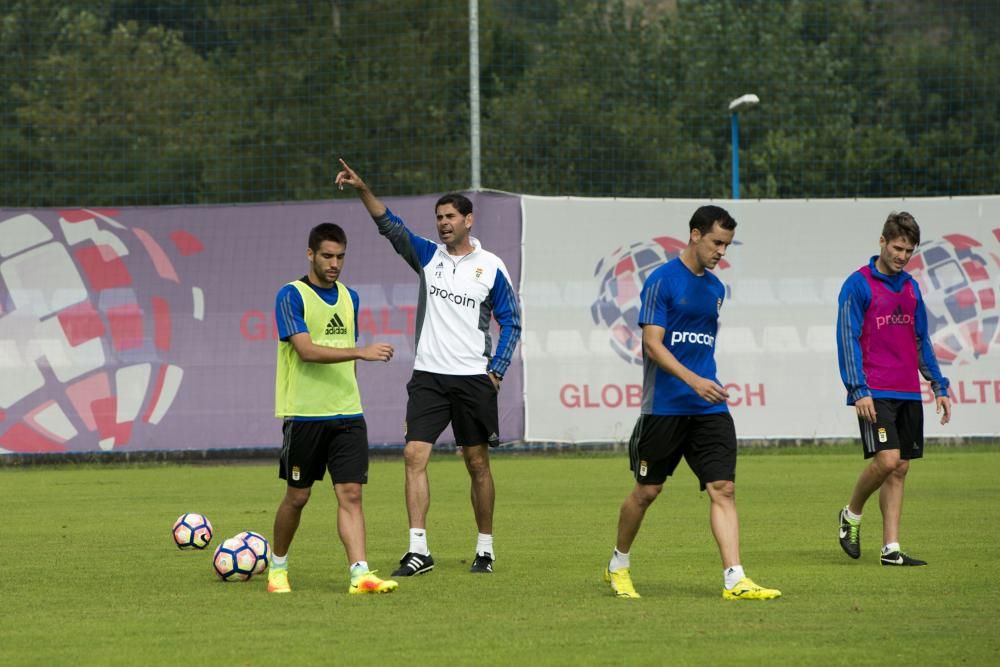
[936,395,951,425]
[488,372,502,390]
[854,396,877,423]
[689,377,730,404]
[335,158,386,217]
[358,342,393,362]
[335,158,367,192]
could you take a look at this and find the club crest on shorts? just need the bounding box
[291,466,301,481]
[639,460,648,477]
[877,428,888,443]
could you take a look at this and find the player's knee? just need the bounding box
[284,486,311,509]
[403,444,431,472]
[873,451,902,476]
[462,446,490,474]
[464,457,491,479]
[335,483,363,507]
[706,479,735,501]
[632,483,662,506]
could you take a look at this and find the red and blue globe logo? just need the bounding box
[0,209,205,453]
[591,237,733,365]
[908,230,1000,365]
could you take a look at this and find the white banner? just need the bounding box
[521,196,1000,441]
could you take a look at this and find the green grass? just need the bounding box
[2,448,999,666]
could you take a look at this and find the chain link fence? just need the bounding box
[2,0,998,206]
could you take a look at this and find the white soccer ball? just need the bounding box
[172,512,213,550]
[235,530,272,575]
[212,535,258,582]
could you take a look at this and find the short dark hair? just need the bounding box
[308,222,347,252]
[435,193,473,216]
[882,211,920,246]
[689,205,736,235]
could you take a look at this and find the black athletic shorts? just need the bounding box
[279,417,369,488]
[404,370,500,447]
[628,412,737,490]
[857,398,924,460]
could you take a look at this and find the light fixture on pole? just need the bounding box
[728,94,759,200]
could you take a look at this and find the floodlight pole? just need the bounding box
[730,112,741,199]
[469,0,482,191]
[728,94,759,200]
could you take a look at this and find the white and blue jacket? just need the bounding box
[375,208,521,377]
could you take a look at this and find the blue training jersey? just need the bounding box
[638,257,728,416]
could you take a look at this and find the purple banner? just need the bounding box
[0,193,523,453]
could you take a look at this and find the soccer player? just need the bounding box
[604,205,781,601]
[836,211,951,566]
[269,222,399,595]
[336,159,521,576]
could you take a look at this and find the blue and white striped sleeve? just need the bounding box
[487,267,521,377]
[275,284,307,341]
[638,276,668,329]
[374,207,439,272]
[912,280,949,397]
[836,273,870,404]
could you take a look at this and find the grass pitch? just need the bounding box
[2,446,999,666]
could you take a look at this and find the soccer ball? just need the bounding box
[235,530,271,575]
[172,512,213,550]
[212,535,259,582]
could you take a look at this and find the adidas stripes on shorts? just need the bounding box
[856,398,924,460]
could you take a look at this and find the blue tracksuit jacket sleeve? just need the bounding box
[912,280,949,397]
[373,207,438,271]
[487,268,522,377]
[836,273,871,404]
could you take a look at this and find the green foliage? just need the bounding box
[1,450,998,664]
[0,0,998,205]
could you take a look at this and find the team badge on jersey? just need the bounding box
[475,267,483,280]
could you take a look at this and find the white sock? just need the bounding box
[724,565,746,589]
[409,528,429,556]
[272,554,288,569]
[350,560,368,573]
[844,506,862,522]
[476,532,494,558]
[609,548,630,572]
[882,542,900,555]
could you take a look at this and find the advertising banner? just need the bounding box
[521,196,1000,441]
[0,193,523,453]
